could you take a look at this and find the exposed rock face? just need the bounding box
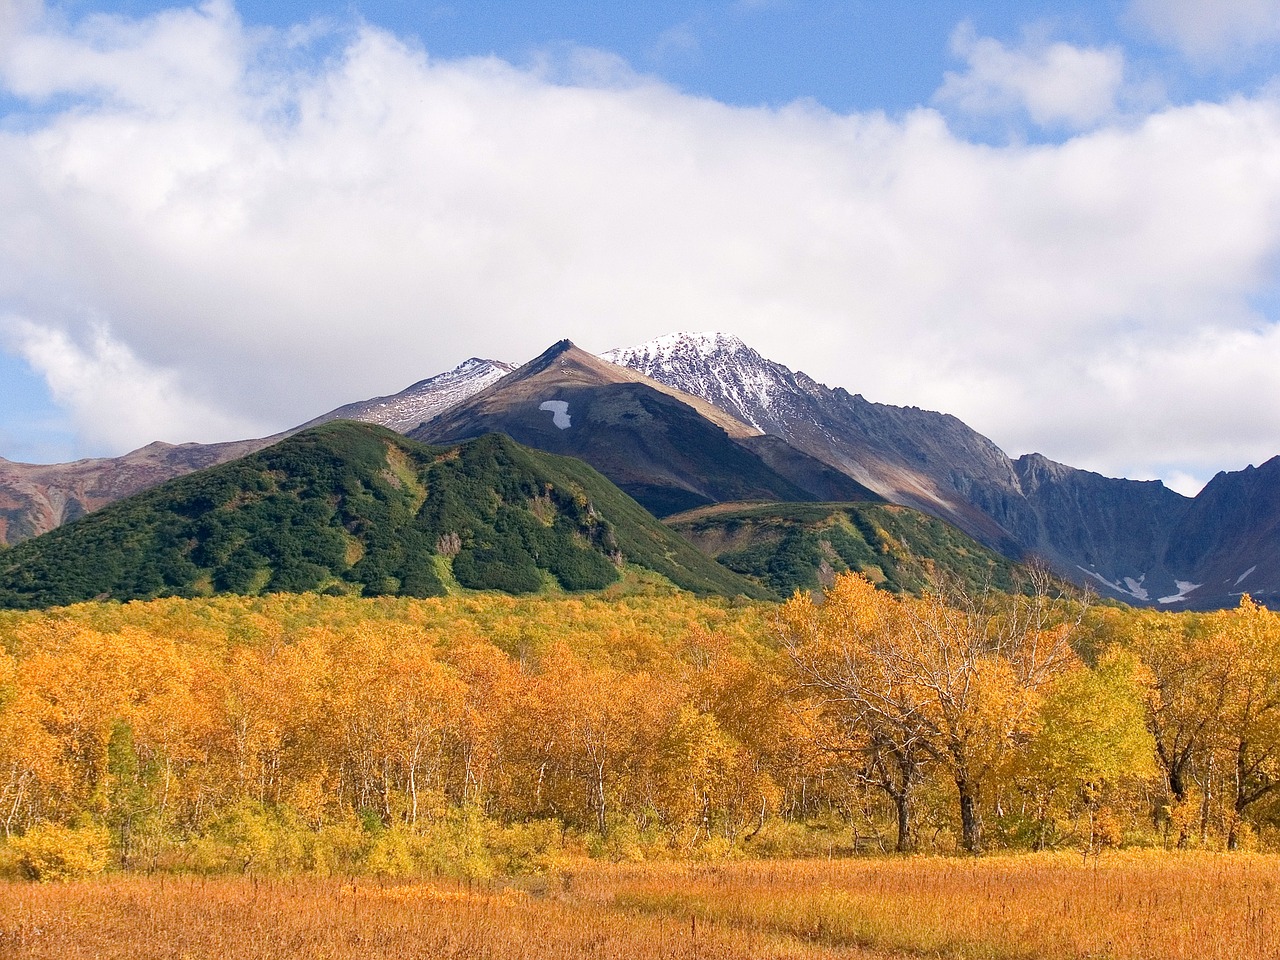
[605,332,1275,609]
[1163,457,1280,608]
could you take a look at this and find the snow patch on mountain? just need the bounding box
[539,400,571,429]
[1078,567,1153,602]
[1123,575,1149,601]
[1159,581,1202,604]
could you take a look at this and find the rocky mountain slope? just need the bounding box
[606,332,1273,609]
[0,436,277,546]
[607,333,1022,548]
[414,340,878,517]
[0,422,764,608]
[1162,457,1280,606]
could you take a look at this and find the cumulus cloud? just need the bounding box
[1,3,1280,493]
[935,24,1126,130]
[1130,0,1280,62]
[3,318,265,452]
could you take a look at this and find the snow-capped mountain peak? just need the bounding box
[301,357,517,434]
[609,331,752,361]
[602,332,794,433]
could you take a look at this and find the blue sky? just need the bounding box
[3,0,1280,493]
[43,0,1280,116]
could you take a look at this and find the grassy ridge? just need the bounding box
[667,501,1021,598]
[0,422,764,608]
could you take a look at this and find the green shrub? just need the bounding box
[364,826,420,877]
[417,806,497,880]
[191,801,309,874]
[308,818,370,875]
[489,820,565,876]
[10,823,111,881]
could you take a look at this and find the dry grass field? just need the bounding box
[1,852,1278,960]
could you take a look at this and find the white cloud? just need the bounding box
[0,0,41,53]
[935,24,1126,130]
[3,317,265,452]
[0,3,1279,491]
[1130,0,1280,62]
[4,0,248,110]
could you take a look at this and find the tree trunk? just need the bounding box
[957,779,983,854]
[594,765,607,836]
[870,738,924,855]
[894,789,915,853]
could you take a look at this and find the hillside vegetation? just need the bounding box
[666,501,1021,597]
[0,422,764,608]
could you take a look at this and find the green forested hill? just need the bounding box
[0,422,765,608]
[666,501,1022,598]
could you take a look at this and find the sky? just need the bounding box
[3,1,1280,495]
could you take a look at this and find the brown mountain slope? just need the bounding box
[0,437,276,545]
[415,341,879,517]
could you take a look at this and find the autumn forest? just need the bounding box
[2,574,1278,887]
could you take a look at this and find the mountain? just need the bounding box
[1161,457,1280,609]
[665,501,1021,600]
[605,332,1274,609]
[0,357,514,548]
[605,333,1022,548]
[0,436,277,546]
[6,330,1275,611]
[0,421,766,609]
[414,340,879,517]
[296,357,517,433]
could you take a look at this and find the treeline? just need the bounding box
[0,583,1277,879]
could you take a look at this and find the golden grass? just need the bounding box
[578,850,1280,960]
[1,851,1278,960]
[0,874,871,960]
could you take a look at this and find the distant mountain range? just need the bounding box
[605,333,1278,610]
[0,359,515,545]
[2,331,1275,609]
[0,436,274,545]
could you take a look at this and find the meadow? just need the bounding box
[2,851,1278,960]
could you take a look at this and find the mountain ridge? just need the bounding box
[413,340,880,517]
[604,331,1272,609]
[0,355,515,547]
